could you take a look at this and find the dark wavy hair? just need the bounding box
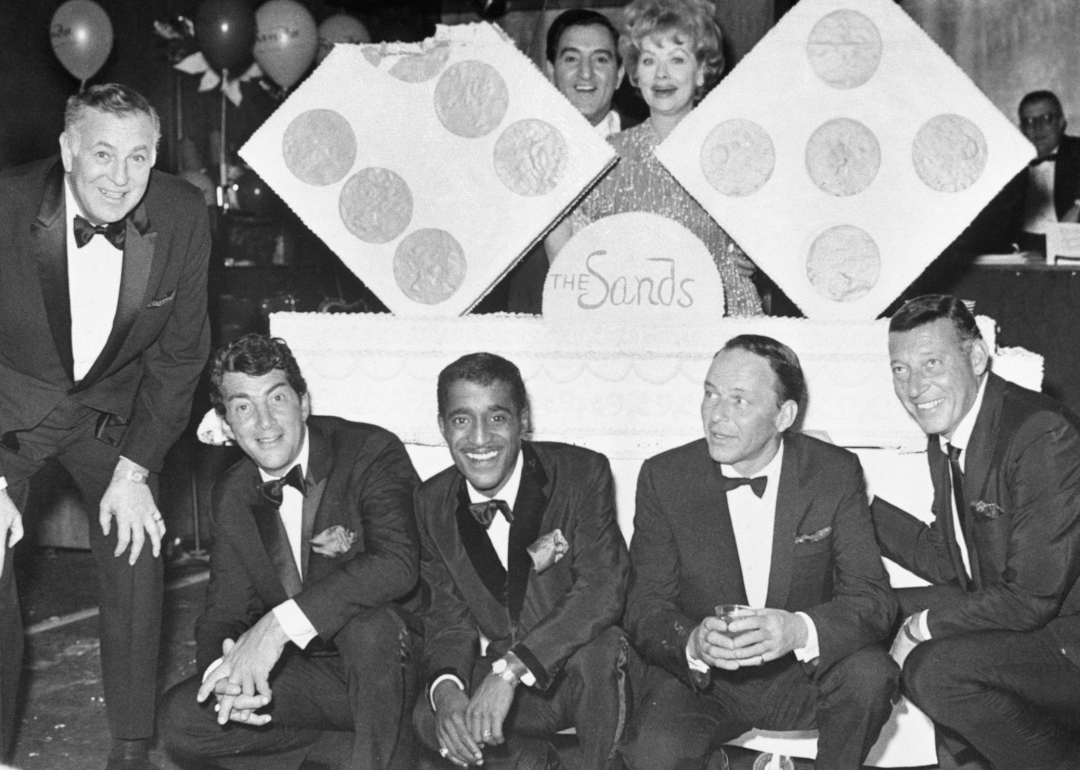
[209,334,308,415]
[546,9,621,65]
[64,83,161,145]
[621,0,725,100]
[889,294,982,346]
[1019,89,1063,117]
[437,352,528,419]
[719,334,806,411]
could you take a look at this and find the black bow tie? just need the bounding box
[469,498,513,528]
[1030,153,1058,168]
[720,474,768,499]
[258,464,306,507]
[74,214,126,250]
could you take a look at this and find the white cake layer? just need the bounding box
[272,311,1037,455]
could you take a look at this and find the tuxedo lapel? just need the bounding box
[73,199,156,390]
[506,443,548,622]
[302,424,330,580]
[765,441,798,610]
[963,375,1004,513]
[703,460,748,605]
[30,160,74,383]
[454,481,508,605]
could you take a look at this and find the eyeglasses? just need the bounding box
[1020,113,1063,130]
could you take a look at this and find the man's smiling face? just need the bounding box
[438,378,526,497]
[547,23,623,126]
[60,108,156,225]
[889,318,988,439]
[220,369,310,476]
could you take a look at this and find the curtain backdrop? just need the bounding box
[905,0,1080,126]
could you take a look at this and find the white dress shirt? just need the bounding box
[65,180,123,382]
[203,433,317,683]
[918,374,989,639]
[1022,158,1058,234]
[688,441,821,670]
[594,109,621,139]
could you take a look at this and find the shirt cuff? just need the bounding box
[503,650,536,687]
[272,600,318,649]
[686,638,710,672]
[793,612,820,662]
[917,610,932,640]
[201,656,223,684]
[430,674,465,711]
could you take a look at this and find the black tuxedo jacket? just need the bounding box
[0,156,210,473]
[626,433,896,685]
[872,373,1080,665]
[415,441,628,692]
[194,416,421,675]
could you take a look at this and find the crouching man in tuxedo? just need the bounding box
[620,335,898,770]
[413,352,629,769]
[873,295,1080,769]
[161,334,422,769]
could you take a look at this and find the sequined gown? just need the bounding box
[572,119,763,317]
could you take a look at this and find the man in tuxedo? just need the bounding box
[0,84,210,768]
[872,294,1080,769]
[504,9,636,314]
[161,334,422,769]
[620,335,898,770]
[412,352,629,768]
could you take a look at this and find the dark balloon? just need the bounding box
[472,0,507,20]
[233,170,279,216]
[195,0,256,74]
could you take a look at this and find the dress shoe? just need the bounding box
[104,738,161,770]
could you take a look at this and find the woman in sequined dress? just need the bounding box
[548,0,762,316]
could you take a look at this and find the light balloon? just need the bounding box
[316,13,371,64]
[50,0,113,85]
[253,0,318,90]
[195,0,257,74]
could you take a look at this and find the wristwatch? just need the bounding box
[491,657,521,686]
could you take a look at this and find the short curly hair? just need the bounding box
[209,334,308,415]
[620,0,725,100]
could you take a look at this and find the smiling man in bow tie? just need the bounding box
[0,83,210,769]
[413,352,629,769]
[161,334,423,770]
[620,335,897,770]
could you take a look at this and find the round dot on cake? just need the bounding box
[338,167,413,244]
[282,109,357,186]
[393,228,467,305]
[434,60,509,139]
[362,45,384,68]
[700,119,775,197]
[388,43,450,82]
[912,114,988,193]
[806,224,881,302]
[806,9,882,90]
[494,119,569,196]
[805,118,881,197]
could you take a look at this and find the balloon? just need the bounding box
[316,13,371,64]
[253,0,318,90]
[50,1,113,83]
[233,170,280,216]
[472,0,507,20]
[196,0,257,74]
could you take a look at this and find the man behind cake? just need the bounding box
[873,294,1080,769]
[162,334,422,769]
[620,334,898,770]
[412,352,629,768]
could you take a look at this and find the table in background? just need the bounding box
[949,260,1080,418]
